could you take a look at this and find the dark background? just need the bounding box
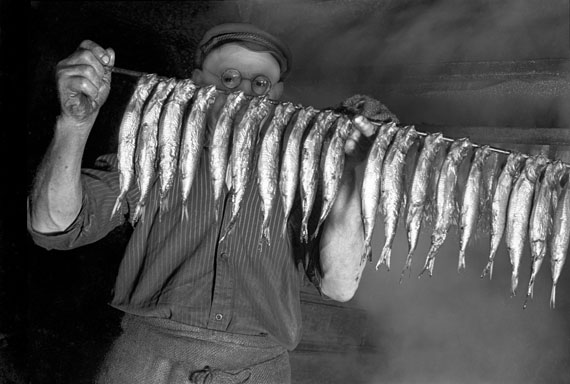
[6,1,570,383]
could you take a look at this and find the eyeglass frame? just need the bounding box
[204,67,274,96]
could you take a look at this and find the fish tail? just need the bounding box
[181,201,189,223]
[133,203,145,225]
[260,224,271,248]
[419,245,438,278]
[110,194,125,221]
[481,250,496,279]
[300,220,309,243]
[159,196,169,222]
[281,215,289,239]
[550,284,557,309]
[311,219,324,241]
[458,249,466,272]
[220,217,237,243]
[376,246,391,271]
[362,242,372,265]
[510,272,518,297]
[401,250,415,283]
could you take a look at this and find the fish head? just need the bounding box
[448,137,472,163]
[526,154,549,182]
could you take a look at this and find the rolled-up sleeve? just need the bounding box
[27,154,139,251]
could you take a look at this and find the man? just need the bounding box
[27,23,393,383]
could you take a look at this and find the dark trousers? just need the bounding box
[95,314,291,384]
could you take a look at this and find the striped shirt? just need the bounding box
[28,148,319,351]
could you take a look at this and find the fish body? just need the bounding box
[505,154,548,296]
[157,79,198,218]
[402,132,445,277]
[458,145,491,271]
[210,91,248,220]
[361,120,400,262]
[376,125,419,271]
[419,138,472,277]
[481,152,527,279]
[132,78,177,223]
[312,115,354,240]
[299,110,338,243]
[525,161,567,304]
[111,73,159,219]
[220,96,272,241]
[479,151,500,231]
[178,85,218,221]
[257,102,297,248]
[279,106,319,237]
[550,174,570,309]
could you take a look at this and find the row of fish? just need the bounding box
[360,121,569,309]
[112,75,569,308]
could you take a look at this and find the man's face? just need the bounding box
[192,43,285,133]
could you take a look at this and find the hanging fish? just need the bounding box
[425,144,448,225]
[257,101,297,248]
[300,110,338,243]
[132,77,178,224]
[481,152,527,279]
[220,95,272,242]
[376,125,419,271]
[361,120,400,263]
[419,138,472,277]
[549,173,570,309]
[523,161,567,306]
[402,132,445,278]
[478,151,501,231]
[505,154,548,296]
[179,84,218,221]
[210,90,248,221]
[111,73,159,220]
[157,79,198,219]
[312,115,354,240]
[457,146,491,271]
[279,106,319,237]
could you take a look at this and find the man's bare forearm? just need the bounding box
[318,167,367,302]
[30,115,94,233]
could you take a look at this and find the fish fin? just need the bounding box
[220,216,237,243]
[362,242,372,266]
[550,284,557,309]
[400,252,414,284]
[311,219,324,242]
[281,215,289,239]
[375,246,391,271]
[260,224,271,248]
[481,259,495,280]
[133,203,145,225]
[111,194,125,221]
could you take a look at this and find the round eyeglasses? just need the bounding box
[219,68,272,96]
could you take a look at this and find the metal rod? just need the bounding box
[111,66,567,166]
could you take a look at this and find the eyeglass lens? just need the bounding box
[220,69,271,95]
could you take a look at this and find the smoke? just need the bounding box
[236,1,570,382]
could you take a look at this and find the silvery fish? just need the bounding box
[312,115,353,240]
[458,145,491,271]
[361,120,399,263]
[157,79,197,219]
[524,161,567,306]
[300,110,338,243]
[279,106,319,237]
[419,138,472,277]
[505,154,548,296]
[481,152,527,279]
[257,101,297,248]
[425,143,448,225]
[210,90,248,221]
[402,132,445,278]
[377,125,419,271]
[220,95,272,241]
[132,78,177,224]
[549,173,570,309]
[478,151,500,231]
[179,84,218,221]
[111,73,159,220]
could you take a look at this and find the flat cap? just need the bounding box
[194,22,292,81]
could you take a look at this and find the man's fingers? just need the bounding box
[79,40,112,66]
[59,75,100,101]
[57,63,103,90]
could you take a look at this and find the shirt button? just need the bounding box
[215,313,223,321]
[220,252,228,259]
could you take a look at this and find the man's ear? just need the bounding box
[191,68,204,84]
[269,81,284,100]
